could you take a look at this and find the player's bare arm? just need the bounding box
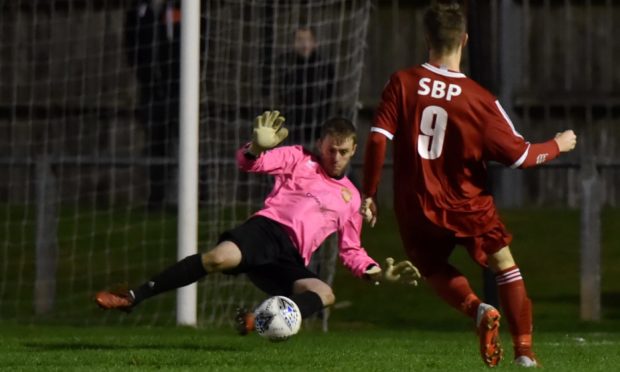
[360,196,378,227]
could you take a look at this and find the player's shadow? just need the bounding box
[22,342,241,352]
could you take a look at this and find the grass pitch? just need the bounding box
[1,207,619,370]
[1,324,619,371]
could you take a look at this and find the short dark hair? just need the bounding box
[319,117,357,145]
[423,0,466,55]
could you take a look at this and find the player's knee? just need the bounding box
[488,246,516,273]
[321,290,335,307]
[312,286,335,306]
[201,242,242,273]
[294,279,335,306]
[202,251,228,272]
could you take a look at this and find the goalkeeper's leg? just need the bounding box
[291,278,335,317]
[95,241,242,311]
[237,275,333,335]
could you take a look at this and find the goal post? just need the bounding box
[176,0,201,327]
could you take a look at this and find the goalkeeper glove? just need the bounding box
[383,257,420,286]
[248,110,289,156]
[364,257,421,286]
[360,196,378,227]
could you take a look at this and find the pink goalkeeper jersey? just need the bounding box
[236,144,378,277]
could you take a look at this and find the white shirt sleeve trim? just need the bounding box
[370,127,394,140]
[510,144,530,169]
[495,100,523,139]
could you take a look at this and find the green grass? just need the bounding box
[337,207,620,330]
[1,324,619,371]
[1,206,620,369]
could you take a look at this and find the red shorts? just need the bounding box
[396,212,512,278]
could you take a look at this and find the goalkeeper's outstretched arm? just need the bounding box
[237,110,303,175]
[337,210,420,286]
[247,110,289,156]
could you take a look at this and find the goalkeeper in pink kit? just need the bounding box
[95,111,419,333]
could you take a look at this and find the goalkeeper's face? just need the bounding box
[316,135,357,178]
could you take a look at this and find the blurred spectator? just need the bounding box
[278,27,336,147]
[125,0,180,209]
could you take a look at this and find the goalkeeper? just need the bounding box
[95,111,420,332]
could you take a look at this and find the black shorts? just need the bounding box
[218,216,318,296]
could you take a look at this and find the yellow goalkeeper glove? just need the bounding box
[248,110,289,156]
[383,257,420,286]
[364,257,421,286]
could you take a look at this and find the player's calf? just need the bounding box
[100,253,208,310]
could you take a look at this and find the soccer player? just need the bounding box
[95,111,419,333]
[360,1,576,368]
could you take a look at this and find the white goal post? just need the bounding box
[176,0,200,327]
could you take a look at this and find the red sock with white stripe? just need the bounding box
[496,265,534,358]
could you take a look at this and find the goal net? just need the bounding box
[0,0,371,327]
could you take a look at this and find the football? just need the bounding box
[254,296,302,341]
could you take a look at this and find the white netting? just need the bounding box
[0,0,370,326]
[197,0,371,326]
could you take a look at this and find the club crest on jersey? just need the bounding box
[341,187,352,203]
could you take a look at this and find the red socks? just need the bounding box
[428,264,534,357]
[426,265,481,319]
[496,265,533,356]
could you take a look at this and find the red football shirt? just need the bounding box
[363,63,559,236]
